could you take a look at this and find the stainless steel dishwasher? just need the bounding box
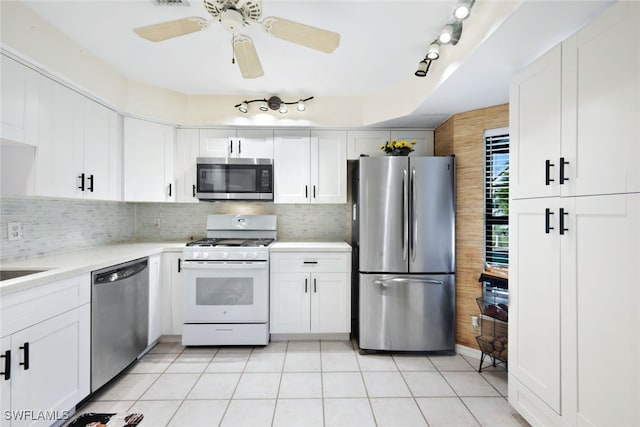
[91,257,149,392]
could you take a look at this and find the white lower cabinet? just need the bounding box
[148,254,162,345]
[270,250,351,334]
[1,275,90,427]
[161,251,183,336]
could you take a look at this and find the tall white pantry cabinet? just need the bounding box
[508,2,639,426]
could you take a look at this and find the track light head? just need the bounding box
[439,21,463,45]
[238,101,249,113]
[414,58,432,77]
[297,100,306,111]
[453,0,475,20]
[426,42,440,60]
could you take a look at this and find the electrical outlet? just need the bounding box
[8,222,22,241]
[471,315,480,333]
[153,218,161,228]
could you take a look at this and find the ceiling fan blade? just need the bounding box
[233,35,264,79]
[133,17,208,42]
[262,17,340,53]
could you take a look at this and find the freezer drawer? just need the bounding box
[359,273,455,352]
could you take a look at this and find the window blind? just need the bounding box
[484,132,509,268]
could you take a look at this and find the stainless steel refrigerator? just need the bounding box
[354,155,455,352]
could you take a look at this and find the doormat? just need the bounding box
[66,413,143,427]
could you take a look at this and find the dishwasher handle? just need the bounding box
[94,259,148,285]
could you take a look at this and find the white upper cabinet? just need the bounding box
[123,117,175,202]
[311,130,347,204]
[347,130,390,160]
[274,129,346,204]
[347,129,433,159]
[561,1,640,197]
[390,130,434,156]
[80,98,121,201]
[0,55,39,146]
[175,128,200,203]
[34,77,120,201]
[509,44,562,200]
[199,128,273,159]
[511,0,640,200]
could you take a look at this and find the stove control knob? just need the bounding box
[192,251,200,259]
[223,252,229,259]
[241,252,248,259]
[248,252,257,260]
[202,252,209,259]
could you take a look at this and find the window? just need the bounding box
[484,129,509,268]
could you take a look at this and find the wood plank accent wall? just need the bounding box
[434,103,509,349]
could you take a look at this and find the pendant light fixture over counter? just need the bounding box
[234,96,314,114]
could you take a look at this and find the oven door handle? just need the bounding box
[181,260,268,269]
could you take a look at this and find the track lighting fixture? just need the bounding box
[414,0,473,78]
[234,96,314,114]
[439,21,463,45]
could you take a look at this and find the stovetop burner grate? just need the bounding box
[186,238,275,248]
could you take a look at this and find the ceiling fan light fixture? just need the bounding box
[426,42,440,60]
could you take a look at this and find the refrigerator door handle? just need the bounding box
[402,168,408,261]
[373,278,445,287]
[411,167,417,262]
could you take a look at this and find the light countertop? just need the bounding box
[0,242,186,296]
[270,241,352,252]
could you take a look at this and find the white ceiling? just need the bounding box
[17,0,614,128]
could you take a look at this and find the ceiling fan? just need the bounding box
[133,0,340,79]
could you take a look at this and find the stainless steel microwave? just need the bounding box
[196,157,273,201]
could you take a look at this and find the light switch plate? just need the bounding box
[8,222,22,241]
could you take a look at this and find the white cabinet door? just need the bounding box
[176,128,199,203]
[390,130,434,156]
[561,1,640,197]
[81,99,121,201]
[311,130,346,204]
[35,77,80,199]
[0,55,39,146]
[561,193,640,427]
[199,129,273,159]
[509,197,561,414]
[123,117,175,202]
[509,44,562,200]
[270,272,311,333]
[0,336,10,427]
[199,129,233,158]
[273,131,311,204]
[161,252,183,336]
[310,273,350,333]
[236,129,273,158]
[148,254,162,346]
[346,130,390,160]
[11,305,90,427]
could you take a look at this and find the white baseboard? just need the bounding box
[455,343,482,360]
[270,333,350,341]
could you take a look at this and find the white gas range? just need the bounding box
[181,214,276,346]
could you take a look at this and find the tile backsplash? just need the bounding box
[0,197,135,262]
[1,197,351,262]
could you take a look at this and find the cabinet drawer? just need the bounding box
[1,273,90,337]
[270,252,350,273]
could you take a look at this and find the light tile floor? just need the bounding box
[69,340,530,427]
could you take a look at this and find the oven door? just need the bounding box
[182,260,269,323]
